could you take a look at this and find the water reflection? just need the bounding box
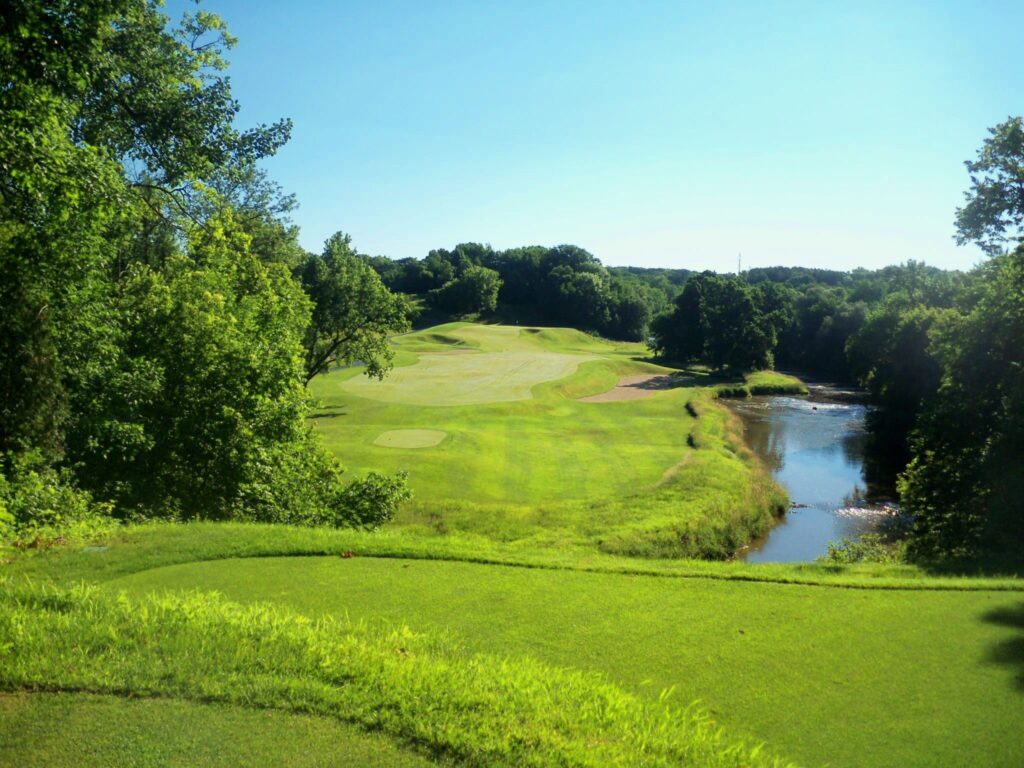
[726,387,896,563]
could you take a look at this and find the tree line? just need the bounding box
[362,244,687,341]
[1,1,409,538]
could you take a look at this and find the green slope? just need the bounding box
[108,553,1024,768]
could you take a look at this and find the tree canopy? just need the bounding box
[0,1,409,533]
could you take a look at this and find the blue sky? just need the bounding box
[189,1,1022,272]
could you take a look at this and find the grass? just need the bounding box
[374,429,449,448]
[0,576,793,768]
[310,323,801,559]
[5,524,1024,768]
[105,553,1024,768]
[0,692,436,768]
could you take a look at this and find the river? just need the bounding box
[725,384,898,563]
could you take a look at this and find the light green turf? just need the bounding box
[310,323,803,559]
[111,553,1024,768]
[0,693,436,768]
[344,351,591,405]
[374,429,448,448]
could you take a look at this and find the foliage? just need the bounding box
[296,231,411,383]
[428,264,503,315]
[955,116,1024,254]
[649,273,781,372]
[1,3,409,532]
[819,534,908,564]
[901,247,1024,558]
[0,451,113,544]
[369,242,672,340]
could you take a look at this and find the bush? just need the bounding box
[820,534,907,565]
[236,434,410,529]
[0,452,114,545]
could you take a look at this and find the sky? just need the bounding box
[181,0,1023,272]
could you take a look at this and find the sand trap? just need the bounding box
[373,429,448,448]
[579,374,680,403]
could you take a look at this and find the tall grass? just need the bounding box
[0,578,793,768]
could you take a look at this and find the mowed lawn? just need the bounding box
[310,323,680,506]
[0,692,435,768]
[111,554,1024,768]
[309,323,799,557]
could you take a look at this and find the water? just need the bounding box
[726,384,897,563]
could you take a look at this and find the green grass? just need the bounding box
[106,554,1024,768]
[310,323,797,559]
[0,692,436,768]
[4,325,1014,767]
[375,429,449,448]
[5,524,1024,768]
[0,577,793,768]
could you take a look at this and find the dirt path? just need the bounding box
[578,374,680,402]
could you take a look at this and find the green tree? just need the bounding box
[430,265,503,315]
[955,117,1024,255]
[649,276,707,362]
[296,232,411,384]
[1,3,409,531]
[900,248,1024,557]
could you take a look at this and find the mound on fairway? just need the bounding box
[343,351,589,405]
[373,429,447,448]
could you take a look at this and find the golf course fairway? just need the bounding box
[309,322,804,560]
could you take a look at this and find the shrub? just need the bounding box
[0,452,114,545]
[820,534,908,564]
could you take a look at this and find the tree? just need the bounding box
[900,247,1024,557]
[0,1,291,457]
[1,3,410,531]
[701,277,774,372]
[296,232,411,384]
[429,265,502,315]
[649,276,707,362]
[955,116,1024,255]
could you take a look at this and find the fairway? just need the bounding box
[310,323,804,559]
[111,554,1024,768]
[344,351,590,405]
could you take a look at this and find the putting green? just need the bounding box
[342,351,589,406]
[373,429,447,448]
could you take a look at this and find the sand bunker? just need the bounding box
[579,374,679,403]
[373,429,448,448]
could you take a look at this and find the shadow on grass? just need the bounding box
[984,603,1024,692]
[309,405,348,420]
